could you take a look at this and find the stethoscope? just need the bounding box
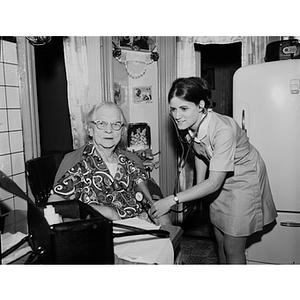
[169,110,208,213]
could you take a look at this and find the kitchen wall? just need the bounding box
[0,38,27,214]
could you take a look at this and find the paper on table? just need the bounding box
[113,217,174,264]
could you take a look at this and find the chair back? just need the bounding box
[25,151,70,203]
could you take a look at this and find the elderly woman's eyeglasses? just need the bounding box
[89,120,123,131]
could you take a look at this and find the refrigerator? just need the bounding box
[233,59,300,264]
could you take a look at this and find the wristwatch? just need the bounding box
[173,194,180,205]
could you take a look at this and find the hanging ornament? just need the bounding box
[113,47,159,79]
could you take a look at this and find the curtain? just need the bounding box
[63,36,90,149]
[63,36,113,149]
[177,36,285,77]
[17,37,41,160]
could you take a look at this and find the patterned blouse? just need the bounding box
[52,141,150,219]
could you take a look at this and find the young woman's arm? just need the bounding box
[151,169,227,219]
[195,156,208,183]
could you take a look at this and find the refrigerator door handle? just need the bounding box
[242,110,247,133]
[280,221,300,227]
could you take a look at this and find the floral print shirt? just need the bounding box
[52,141,149,219]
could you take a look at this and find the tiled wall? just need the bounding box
[0,38,27,213]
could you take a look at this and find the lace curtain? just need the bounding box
[176,36,285,77]
[63,36,113,149]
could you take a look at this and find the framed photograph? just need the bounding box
[132,86,152,103]
[114,82,126,106]
[127,123,151,151]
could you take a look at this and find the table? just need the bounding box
[2,210,183,264]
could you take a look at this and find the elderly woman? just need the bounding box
[49,102,172,225]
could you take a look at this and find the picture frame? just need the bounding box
[132,86,152,103]
[114,82,127,106]
[127,123,151,151]
[114,82,121,105]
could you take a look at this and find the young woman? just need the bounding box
[151,77,277,264]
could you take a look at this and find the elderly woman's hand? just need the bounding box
[150,196,174,219]
[91,205,121,221]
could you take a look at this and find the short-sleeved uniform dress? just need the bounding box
[191,111,277,237]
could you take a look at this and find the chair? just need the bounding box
[25,151,71,203]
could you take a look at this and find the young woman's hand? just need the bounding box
[151,196,174,219]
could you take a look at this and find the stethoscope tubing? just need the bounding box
[169,112,208,213]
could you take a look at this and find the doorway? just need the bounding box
[34,37,73,156]
[183,42,242,221]
[195,42,242,117]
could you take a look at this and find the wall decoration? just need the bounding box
[113,82,126,106]
[132,86,152,103]
[112,36,159,79]
[114,82,121,104]
[113,36,156,52]
[127,123,151,151]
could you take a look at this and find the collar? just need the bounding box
[83,140,121,161]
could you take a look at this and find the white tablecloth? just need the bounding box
[113,218,174,264]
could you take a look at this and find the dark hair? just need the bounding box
[168,77,215,108]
